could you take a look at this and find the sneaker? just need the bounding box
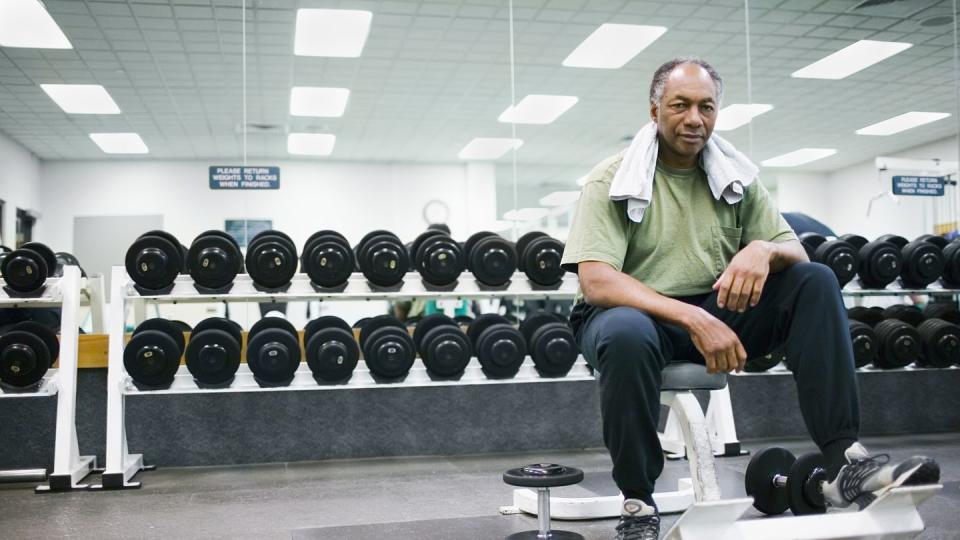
[821,442,940,510]
[616,499,660,540]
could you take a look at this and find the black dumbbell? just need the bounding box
[881,304,924,327]
[745,447,826,516]
[873,319,920,369]
[848,235,901,289]
[246,316,301,384]
[125,230,184,291]
[412,314,472,377]
[915,318,960,368]
[355,230,409,287]
[516,232,565,286]
[941,240,960,287]
[923,303,960,324]
[876,234,944,288]
[304,315,360,382]
[353,317,371,331]
[453,315,475,326]
[245,230,298,289]
[915,234,949,250]
[744,350,785,372]
[0,321,60,387]
[358,314,416,378]
[301,230,355,288]
[848,320,877,368]
[1,241,58,293]
[185,317,242,385]
[798,233,857,287]
[519,312,578,376]
[467,314,527,378]
[846,305,885,327]
[410,230,463,286]
[187,230,243,290]
[53,252,86,278]
[124,318,185,388]
[464,231,517,287]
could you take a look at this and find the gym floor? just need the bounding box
[0,433,957,539]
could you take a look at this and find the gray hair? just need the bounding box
[649,57,724,107]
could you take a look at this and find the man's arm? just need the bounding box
[713,238,808,312]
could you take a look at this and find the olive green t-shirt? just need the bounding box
[561,152,797,299]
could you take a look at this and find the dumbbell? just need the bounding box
[916,319,960,368]
[923,303,960,324]
[304,315,360,382]
[301,230,355,288]
[881,304,924,327]
[463,231,517,287]
[409,230,463,286]
[246,316,301,384]
[245,230,298,289]
[873,319,920,369]
[353,317,371,331]
[797,233,857,286]
[453,315,475,326]
[355,230,409,287]
[519,312,578,376]
[516,231,565,286]
[125,230,184,291]
[841,234,901,289]
[124,318,185,388]
[916,234,949,250]
[186,230,244,290]
[745,447,826,516]
[53,252,86,278]
[876,234,944,288]
[0,321,60,387]
[1,241,58,293]
[185,317,242,385]
[467,314,527,378]
[846,306,885,327]
[412,314,472,377]
[744,350,785,372]
[940,240,960,287]
[848,320,877,368]
[358,314,416,378]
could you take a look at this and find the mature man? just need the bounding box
[561,58,940,539]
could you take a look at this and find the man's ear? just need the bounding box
[649,103,658,124]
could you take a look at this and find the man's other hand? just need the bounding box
[713,240,772,312]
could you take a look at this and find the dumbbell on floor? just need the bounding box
[246,316,302,384]
[358,314,416,378]
[355,230,409,288]
[744,350,785,372]
[0,321,60,387]
[798,233,857,286]
[301,230,354,289]
[124,318,186,388]
[304,315,360,382]
[126,230,184,291]
[185,317,242,385]
[519,312,578,376]
[409,230,463,286]
[186,230,244,290]
[245,230,298,290]
[516,231,565,286]
[463,231,517,287]
[876,234,944,289]
[467,314,527,378]
[411,314,472,377]
[745,447,826,516]
[2,241,58,293]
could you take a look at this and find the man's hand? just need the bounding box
[713,240,773,312]
[684,307,747,373]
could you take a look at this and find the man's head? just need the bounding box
[649,58,723,166]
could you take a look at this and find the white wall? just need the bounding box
[0,130,40,247]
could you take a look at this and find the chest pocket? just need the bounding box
[712,225,742,274]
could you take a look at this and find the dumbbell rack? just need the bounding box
[96,266,597,489]
[0,266,99,492]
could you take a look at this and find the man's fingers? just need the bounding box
[727,276,745,312]
[736,342,748,373]
[716,275,732,309]
[749,277,765,307]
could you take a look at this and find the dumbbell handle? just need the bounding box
[772,474,788,488]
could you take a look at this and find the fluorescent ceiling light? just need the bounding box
[792,40,912,79]
[294,9,372,57]
[503,208,549,221]
[40,84,120,114]
[290,87,350,117]
[714,104,773,132]
[288,133,336,156]
[562,24,667,69]
[761,148,836,167]
[856,111,950,136]
[499,95,579,124]
[89,133,148,154]
[458,138,523,160]
[539,191,581,207]
[0,0,72,49]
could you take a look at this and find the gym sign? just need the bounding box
[209,166,280,189]
[892,175,944,197]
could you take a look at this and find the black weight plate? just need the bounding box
[882,305,924,327]
[798,233,826,260]
[133,318,186,354]
[356,230,399,266]
[193,317,243,345]
[246,327,301,383]
[463,231,496,271]
[0,331,52,387]
[357,233,402,268]
[409,230,446,266]
[170,318,191,334]
[943,242,960,285]
[848,321,877,369]
[876,234,908,250]
[16,243,56,283]
[305,229,350,250]
[249,229,294,249]
[304,316,353,345]
[503,464,584,488]
[124,330,181,387]
[470,236,517,286]
[0,245,10,253]
[744,351,785,372]
[179,243,189,273]
[745,447,795,515]
[787,452,827,515]
[900,241,944,288]
[420,325,471,377]
[916,319,960,368]
[362,326,415,378]
[185,328,241,384]
[54,252,86,278]
[839,234,868,251]
[916,234,949,250]
[10,321,59,366]
[476,323,526,377]
[306,327,360,381]
[415,235,462,286]
[125,234,182,290]
[302,234,354,288]
[467,313,512,346]
[529,322,577,376]
[412,313,458,355]
[923,303,960,324]
[857,241,901,289]
[140,229,182,250]
[453,315,475,326]
[198,229,241,251]
[188,234,242,289]
[359,314,406,350]
[874,319,920,368]
[515,231,548,273]
[522,236,565,286]
[1,248,49,292]
[814,240,857,286]
[249,316,297,343]
[519,312,565,345]
[353,317,371,331]
[245,235,298,288]
[361,237,409,287]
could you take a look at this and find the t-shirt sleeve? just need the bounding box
[561,180,630,273]
[739,180,798,245]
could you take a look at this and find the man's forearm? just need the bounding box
[580,264,702,330]
[755,239,808,272]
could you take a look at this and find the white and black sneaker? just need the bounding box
[821,442,940,511]
[616,499,660,540]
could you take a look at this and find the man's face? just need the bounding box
[650,64,719,160]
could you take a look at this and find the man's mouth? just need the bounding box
[680,134,703,142]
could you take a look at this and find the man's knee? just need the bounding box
[786,261,839,290]
[594,307,661,368]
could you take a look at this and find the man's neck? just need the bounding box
[656,139,698,169]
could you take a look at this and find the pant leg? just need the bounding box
[576,305,677,500]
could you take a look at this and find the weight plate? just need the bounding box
[529,322,577,376]
[814,240,857,287]
[900,241,944,288]
[124,330,181,387]
[140,229,182,251]
[353,317,371,331]
[916,319,960,368]
[923,303,960,324]
[943,242,960,285]
[134,318,186,354]
[786,452,827,515]
[463,231,496,271]
[357,229,396,255]
[476,324,526,377]
[409,230,446,266]
[0,245,10,253]
[198,229,241,250]
[10,321,59,366]
[412,314,458,355]
[361,236,409,287]
[857,241,901,289]
[54,252,86,278]
[188,233,242,289]
[362,326,415,378]
[420,325,471,377]
[1,248,49,292]
[249,316,297,342]
[874,319,920,368]
[522,236,565,286]
[19,242,57,279]
[515,231,548,273]
[882,304,924,327]
[799,233,826,260]
[467,313,512,346]
[848,321,877,368]
[876,234,909,250]
[745,447,795,515]
[839,234,868,251]
[125,234,182,290]
[0,331,52,387]
[916,234,949,250]
[245,234,298,288]
[185,328,241,384]
[470,236,517,286]
[359,314,406,350]
[246,327,301,383]
[179,243,189,273]
[249,229,294,249]
[306,327,360,382]
[303,234,354,288]
[519,312,565,345]
[415,235,463,286]
[193,317,243,344]
[305,229,350,250]
[304,316,353,345]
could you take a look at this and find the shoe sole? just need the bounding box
[869,458,940,503]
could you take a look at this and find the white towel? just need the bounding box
[609,122,758,223]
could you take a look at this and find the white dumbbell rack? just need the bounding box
[95,266,599,489]
[0,266,99,492]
